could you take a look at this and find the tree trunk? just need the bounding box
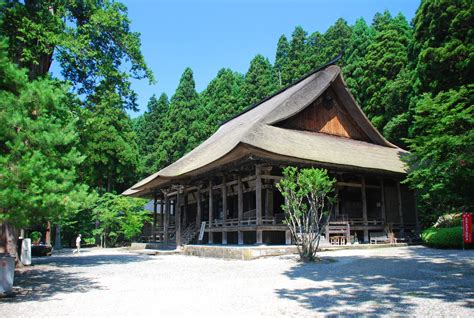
[1,223,19,263]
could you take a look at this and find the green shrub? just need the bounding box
[83,237,96,246]
[29,231,42,243]
[422,226,473,248]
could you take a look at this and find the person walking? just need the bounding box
[72,234,82,255]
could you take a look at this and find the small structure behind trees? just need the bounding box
[277,167,337,261]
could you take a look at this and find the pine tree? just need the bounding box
[343,18,374,105]
[274,35,291,87]
[0,39,89,255]
[287,26,309,81]
[201,68,245,134]
[78,92,141,194]
[166,67,201,162]
[361,12,413,132]
[413,0,473,95]
[405,0,474,219]
[243,55,278,106]
[318,18,352,65]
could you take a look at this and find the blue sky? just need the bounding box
[89,0,422,117]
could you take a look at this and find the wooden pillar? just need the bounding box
[176,191,182,247]
[183,189,188,228]
[164,195,169,245]
[256,167,263,244]
[264,184,274,218]
[196,189,202,229]
[414,192,420,236]
[285,230,292,245]
[45,221,51,246]
[153,195,158,241]
[208,180,214,244]
[222,176,228,245]
[160,199,164,241]
[380,179,386,223]
[396,180,405,237]
[335,187,340,218]
[237,175,244,245]
[361,176,369,243]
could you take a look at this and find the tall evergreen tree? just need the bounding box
[412,0,473,95]
[78,92,141,194]
[405,0,474,221]
[318,18,352,65]
[0,39,89,255]
[343,18,374,105]
[274,35,291,87]
[243,55,278,106]
[201,68,245,134]
[287,26,309,81]
[166,67,202,162]
[361,12,413,133]
[139,94,169,157]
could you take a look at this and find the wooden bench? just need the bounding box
[370,232,397,244]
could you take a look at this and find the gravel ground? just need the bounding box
[1,246,473,317]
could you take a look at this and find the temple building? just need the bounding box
[124,64,418,246]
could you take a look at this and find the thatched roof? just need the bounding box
[124,65,407,196]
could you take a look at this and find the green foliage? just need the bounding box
[78,94,141,193]
[0,39,90,228]
[361,12,413,133]
[413,0,473,95]
[0,0,154,110]
[92,193,149,247]
[276,167,336,262]
[201,68,245,133]
[243,55,278,106]
[405,85,474,215]
[421,226,472,249]
[29,231,42,243]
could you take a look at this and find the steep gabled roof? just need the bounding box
[124,65,407,196]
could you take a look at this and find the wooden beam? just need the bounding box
[196,189,202,230]
[285,230,292,245]
[164,195,169,245]
[338,182,380,189]
[264,184,274,217]
[222,176,228,245]
[183,189,188,227]
[208,180,213,244]
[396,180,404,236]
[176,191,182,246]
[256,229,263,244]
[237,175,244,245]
[153,195,158,241]
[380,179,386,223]
[256,168,262,226]
[361,176,368,242]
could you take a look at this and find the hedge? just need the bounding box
[422,226,473,249]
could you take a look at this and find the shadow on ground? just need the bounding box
[2,268,103,303]
[1,250,153,303]
[276,247,474,315]
[33,250,152,268]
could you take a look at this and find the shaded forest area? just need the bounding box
[0,0,472,249]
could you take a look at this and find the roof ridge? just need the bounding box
[219,51,344,126]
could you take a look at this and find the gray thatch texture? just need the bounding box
[124,66,407,196]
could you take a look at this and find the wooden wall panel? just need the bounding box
[277,88,370,142]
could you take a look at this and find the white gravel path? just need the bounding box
[1,246,473,317]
